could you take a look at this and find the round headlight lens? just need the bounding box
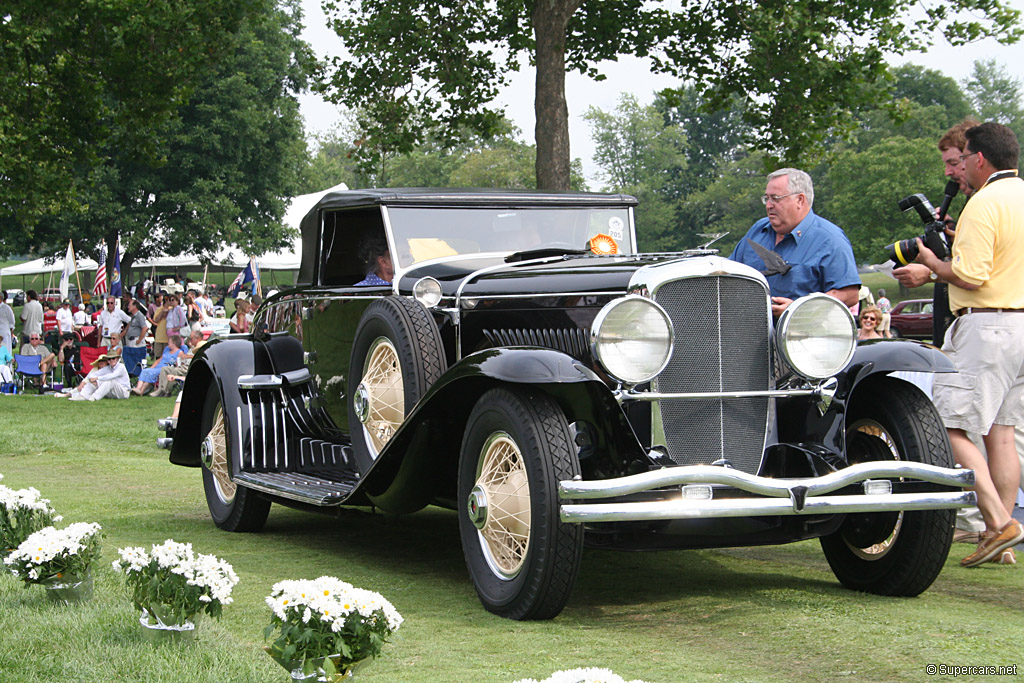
[591,296,674,385]
[777,294,857,379]
[412,277,443,308]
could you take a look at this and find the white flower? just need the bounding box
[512,669,651,683]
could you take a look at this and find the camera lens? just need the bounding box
[885,238,919,266]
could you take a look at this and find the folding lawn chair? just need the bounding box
[14,354,49,393]
[75,346,107,386]
[122,345,148,380]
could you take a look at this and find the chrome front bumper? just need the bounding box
[558,461,976,523]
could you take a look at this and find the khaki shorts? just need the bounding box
[877,311,891,332]
[933,312,1024,434]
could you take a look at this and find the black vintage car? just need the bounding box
[160,189,975,620]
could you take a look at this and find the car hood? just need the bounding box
[396,253,687,297]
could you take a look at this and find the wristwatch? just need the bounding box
[929,271,938,282]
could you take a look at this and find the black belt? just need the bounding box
[955,307,1024,317]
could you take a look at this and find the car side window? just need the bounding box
[320,207,387,286]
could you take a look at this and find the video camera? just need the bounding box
[884,180,959,266]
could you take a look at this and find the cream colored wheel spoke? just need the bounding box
[208,405,236,503]
[847,419,902,560]
[476,433,531,578]
[362,338,404,453]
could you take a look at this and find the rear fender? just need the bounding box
[169,338,261,467]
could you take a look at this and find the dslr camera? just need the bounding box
[884,181,958,266]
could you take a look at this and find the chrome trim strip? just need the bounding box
[260,396,267,470]
[459,290,623,301]
[619,388,817,402]
[560,491,976,522]
[559,461,975,500]
[238,374,282,389]
[235,406,243,473]
[247,401,256,470]
[156,437,173,450]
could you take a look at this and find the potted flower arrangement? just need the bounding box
[514,668,652,683]
[113,539,239,642]
[4,522,102,603]
[0,476,62,557]
[264,576,403,681]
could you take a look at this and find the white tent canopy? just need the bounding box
[0,182,348,280]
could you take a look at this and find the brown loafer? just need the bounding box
[962,520,1024,567]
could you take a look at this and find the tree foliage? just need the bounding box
[317,0,1020,191]
[8,0,310,280]
[0,0,260,234]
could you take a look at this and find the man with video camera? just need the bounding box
[911,122,1024,567]
[894,118,978,340]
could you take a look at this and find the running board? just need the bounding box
[233,471,360,506]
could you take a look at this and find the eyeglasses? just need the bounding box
[862,316,876,322]
[761,192,800,205]
[29,336,40,341]
[958,151,978,163]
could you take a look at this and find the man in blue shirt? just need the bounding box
[730,168,860,317]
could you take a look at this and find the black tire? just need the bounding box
[457,387,583,620]
[820,378,954,596]
[200,384,271,532]
[347,297,445,469]
[889,326,902,339]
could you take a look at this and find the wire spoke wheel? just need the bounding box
[820,378,955,597]
[845,419,902,560]
[206,404,236,504]
[458,387,582,620]
[474,432,531,578]
[360,337,404,455]
[200,385,270,532]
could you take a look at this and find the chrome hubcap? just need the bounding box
[467,486,489,529]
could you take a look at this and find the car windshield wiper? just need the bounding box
[504,244,589,263]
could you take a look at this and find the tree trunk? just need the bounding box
[533,1,580,191]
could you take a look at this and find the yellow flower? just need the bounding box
[323,590,330,596]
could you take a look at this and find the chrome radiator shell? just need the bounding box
[633,258,773,474]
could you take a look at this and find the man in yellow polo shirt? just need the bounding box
[914,121,1024,567]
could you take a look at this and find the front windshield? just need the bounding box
[385,206,634,268]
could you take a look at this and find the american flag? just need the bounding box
[93,247,107,296]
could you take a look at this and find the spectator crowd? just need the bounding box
[1,284,258,403]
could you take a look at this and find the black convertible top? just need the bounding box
[297,188,638,285]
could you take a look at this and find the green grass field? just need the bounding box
[0,397,1020,682]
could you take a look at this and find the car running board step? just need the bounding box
[232,471,359,506]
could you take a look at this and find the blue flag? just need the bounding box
[228,257,259,297]
[110,239,122,297]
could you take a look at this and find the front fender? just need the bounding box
[777,339,953,465]
[363,347,647,507]
[844,339,954,393]
[168,337,259,467]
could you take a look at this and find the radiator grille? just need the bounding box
[483,327,591,362]
[653,276,771,473]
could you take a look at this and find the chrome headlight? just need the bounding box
[412,277,442,307]
[591,295,673,385]
[776,294,857,380]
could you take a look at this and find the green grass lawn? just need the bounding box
[0,397,1020,683]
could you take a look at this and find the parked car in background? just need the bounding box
[159,189,974,620]
[41,286,80,306]
[889,299,933,340]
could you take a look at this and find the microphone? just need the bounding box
[936,180,959,222]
